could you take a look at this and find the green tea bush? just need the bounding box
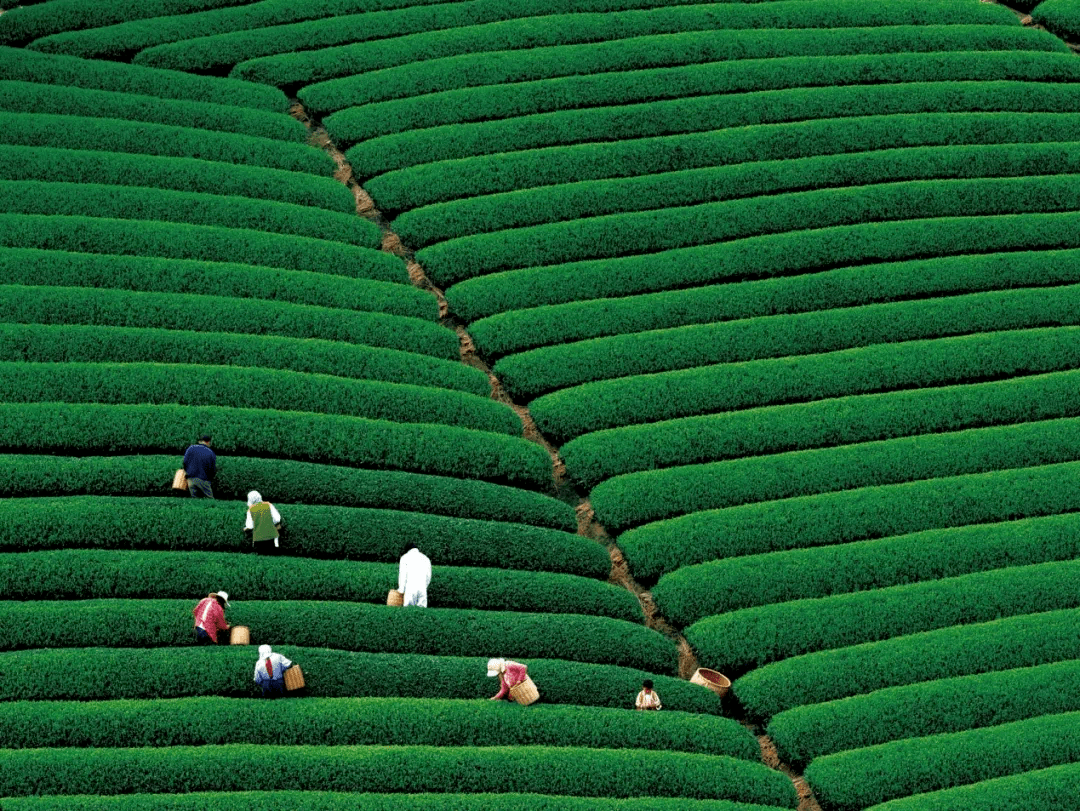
[768,656,1080,766]
[0,454,572,529]
[861,763,1080,811]
[0,404,553,488]
[621,460,1080,580]
[1035,0,1080,41]
[0,361,519,433]
[0,494,589,569]
[687,563,1080,673]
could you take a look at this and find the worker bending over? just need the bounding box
[193,591,230,644]
[245,491,282,554]
[254,645,294,697]
[487,658,529,700]
[398,542,432,607]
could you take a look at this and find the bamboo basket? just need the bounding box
[509,675,539,706]
[690,667,731,698]
[386,589,404,607]
[171,468,188,491]
[284,664,305,691]
[229,626,250,645]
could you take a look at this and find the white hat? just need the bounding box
[247,491,262,507]
[216,591,230,607]
[486,658,505,678]
[258,645,272,658]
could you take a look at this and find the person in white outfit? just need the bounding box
[398,542,432,607]
[254,644,293,697]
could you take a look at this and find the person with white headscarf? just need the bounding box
[244,491,281,554]
[253,644,293,697]
[487,658,529,701]
[397,542,432,607]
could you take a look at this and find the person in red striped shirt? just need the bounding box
[192,591,230,644]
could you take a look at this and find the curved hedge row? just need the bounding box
[0,696,755,758]
[654,512,1080,623]
[687,561,1080,673]
[737,610,1080,720]
[0,600,674,672]
[806,712,1080,811]
[0,404,553,488]
[0,496,596,573]
[0,286,454,359]
[0,455,571,529]
[621,460,1080,580]
[0,112,334,175]
[861,763,1080,811]
[0,648,722,712]
[0,181,379,246]
[767,656,1080,766]
[1036,0,1080,42]
[3,549,627,616]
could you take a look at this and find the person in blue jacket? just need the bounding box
[182,435,217,499]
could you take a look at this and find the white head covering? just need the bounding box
[247,491,262,507]
[258,645,272,658]
[216,591,230,607]
[486,658,505,678]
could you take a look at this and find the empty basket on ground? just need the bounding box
[229,626,250,645]
[386,589,404,607]
[284,664,305,691]
[510,676,540,706]
[171,469,187,491]
[690,668,731,698]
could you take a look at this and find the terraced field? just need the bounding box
[2,0,1079,808]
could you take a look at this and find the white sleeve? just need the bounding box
[270,503,281,523]
[280,654,292,669]
[398,557,407,592]
[244,510,253,530]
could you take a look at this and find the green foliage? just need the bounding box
[0,181,379,246]
[0,454,572,529]
[767,655,1080,766]
[621,460,1080,580]
[0,215,403,283]
[689,561,1080,673]
[806,712,1080,811]
[0,112,333,175]
[737,611,1080,720]
[0,493,589,569]
[861,763,1080,811]
[0,362,519,434]
[0,404,553,488]
[0,286,453,358]
[1,549,629,616]
[0,46,285,110]
[1035,0,1080,41]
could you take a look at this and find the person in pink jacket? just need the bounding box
[193,591,230,644]
[487,658,529,700]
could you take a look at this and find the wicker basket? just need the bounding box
[171,468,188,491]
[690,667,731,698]
[229,626,250,645]
[284,664,305,691]
[509,675,539,706]
[386,589,404,607]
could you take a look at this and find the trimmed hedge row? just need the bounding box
[620,460,1080,580]
[0,181,380,246]
[0,745,795,805]
[861,763,1080,811]
[0,455,571,529]
[234,1,1015,86]
[0,286,454,359]
[0,362,519,434]
[0,648,723,712]
[0,46,285,110]
[0,146,353,211]
[0,600,674,672]
[2,549,627,616]
[0,215,404,283]
[1036,0,1080,41]
[0,249,430,319]
[688,560,1080,673]
[654,512,1080,623]
[303,25,1065,113]
[0,405,554,488]
[0,112,334,175]
[768,654,1080,766]
[507,280,1080,407]
[0,696,755,758]
[737,610,1080,720]
[0,81,305,143]
[0,496,593,572]
[806,712,1080,811]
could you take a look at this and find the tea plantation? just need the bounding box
[1,0,1078,808]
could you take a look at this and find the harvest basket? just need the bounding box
[690,668,730,698]
[284,664,305,691]
[386,589,404,607]
[229,626,250,645]
[509,675,539,706]
[171,468,188,491]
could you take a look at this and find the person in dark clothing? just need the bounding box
[183,435,217,498]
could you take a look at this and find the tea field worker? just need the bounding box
[182,435,217,499]
[635,679,662,711]
[488,658,529,701]
[254,644,294,698]
[398,542,432,607]
[193,591,230,644]
[244,491,282,554]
